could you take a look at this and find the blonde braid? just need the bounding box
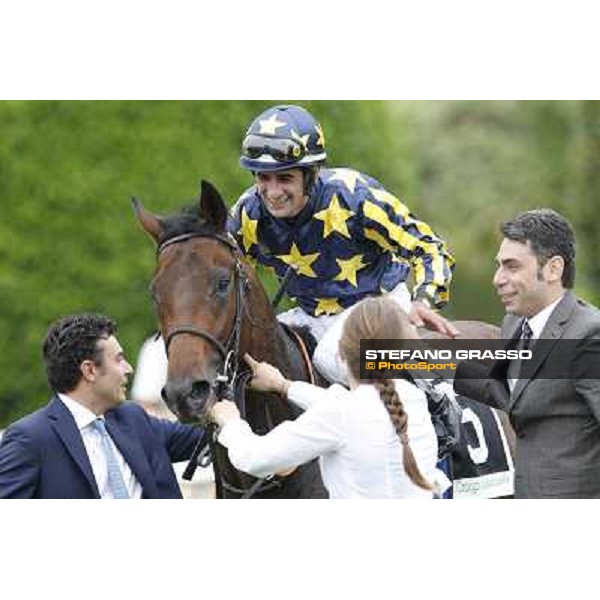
[373,379,433,491]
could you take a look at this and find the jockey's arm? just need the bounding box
[360,189,457,337]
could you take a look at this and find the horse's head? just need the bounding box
[133,180,247,423]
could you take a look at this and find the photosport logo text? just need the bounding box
[359,339,536,379]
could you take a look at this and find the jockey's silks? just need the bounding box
[228,168,455,317]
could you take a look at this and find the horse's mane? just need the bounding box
[157,205,221,246]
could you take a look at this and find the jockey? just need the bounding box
[227,104,458,383]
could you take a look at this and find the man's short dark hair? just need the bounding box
[43,313,117,393]
[501,209,576,288]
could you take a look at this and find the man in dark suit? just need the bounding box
[0,313,203,498]
[455,209,600,498]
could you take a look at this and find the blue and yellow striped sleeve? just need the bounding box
[360,187,455,307]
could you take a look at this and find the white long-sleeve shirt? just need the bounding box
[218,379,439,499]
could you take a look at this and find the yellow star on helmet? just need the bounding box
[278,243,319,278]
[314,194,354,239]
[240,208,258,252]
[291,129,310,148]
[315,123,325,148]
[314,297,343,316]
[334,255,367,288]
[258,114,287,135]
[328,169,367,194]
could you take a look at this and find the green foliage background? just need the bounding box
[1,100,598,427]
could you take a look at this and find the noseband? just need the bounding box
[157,232,249,397]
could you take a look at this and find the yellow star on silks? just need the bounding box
[314,297,343,316]
[240,208,258,252]
[327,168,367,194]
[278,243,320,278]
[291,129,310,148]
[334,255,367,288]
[258,114,287,135]
[315,123,325,148]
[313,194,354,239]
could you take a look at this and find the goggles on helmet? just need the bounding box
[241,134,305,163]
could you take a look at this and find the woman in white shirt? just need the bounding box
[210,297,441,498]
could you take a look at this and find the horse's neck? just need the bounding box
[253,321,309,382]
[241,270,308,381]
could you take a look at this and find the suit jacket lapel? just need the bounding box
[104,413,158,498]
[48,395,100,498]
[510,291,574,406]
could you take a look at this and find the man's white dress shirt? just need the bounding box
[59,394,142,499]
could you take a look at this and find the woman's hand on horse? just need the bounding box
[244,353,291,395]
[209,400,240,427]
[409,301,459,338]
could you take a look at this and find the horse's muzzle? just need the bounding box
[161,377,216,422]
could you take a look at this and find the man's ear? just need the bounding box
[546,255,565,284]
[80,360,97,383]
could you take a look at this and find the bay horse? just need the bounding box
[133,181,328,498]
[133,180,515,499]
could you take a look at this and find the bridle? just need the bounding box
[158,232,247,396]
[156,231,282,498]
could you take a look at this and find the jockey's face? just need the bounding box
[493,238,563,317]
[256,168,308,219]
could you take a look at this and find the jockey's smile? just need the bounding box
[256,168,308,219]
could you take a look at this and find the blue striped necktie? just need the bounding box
[92,418,130,499]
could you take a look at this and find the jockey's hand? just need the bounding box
[244,353,291,395]
[209,400,240,428]
[409,300,459,338]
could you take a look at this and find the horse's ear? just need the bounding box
[132,197,162,243]
[199,180,228,232]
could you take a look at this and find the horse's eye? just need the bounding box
[216,278,230,295]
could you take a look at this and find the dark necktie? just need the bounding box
[520,320,533,351]
[508,319,533,384]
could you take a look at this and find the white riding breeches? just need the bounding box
[276,282,412,385]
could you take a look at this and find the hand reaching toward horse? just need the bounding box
[409,300,459,338]
[210,400,241,428]
[244,354,291,395]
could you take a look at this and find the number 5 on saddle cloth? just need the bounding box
[412,375,515,499]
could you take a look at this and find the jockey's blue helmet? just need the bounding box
[240,105,327,173]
